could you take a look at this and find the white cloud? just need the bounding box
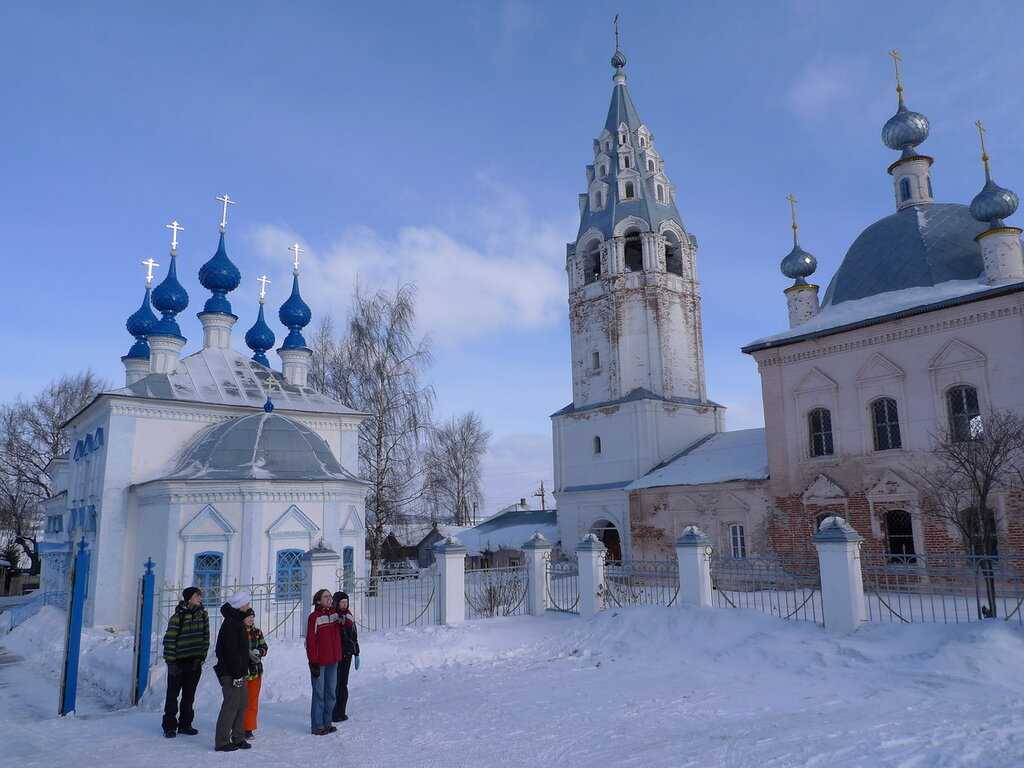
[788,60,855,121]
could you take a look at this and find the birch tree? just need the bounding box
[423,412,491,526]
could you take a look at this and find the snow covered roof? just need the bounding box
[458,507,559,556]
[627,428,768,491]
[743,277,1024,353]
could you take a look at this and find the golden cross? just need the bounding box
[888,49,904,101]
[613,14,620,50]
[142,257,160,286]
[165,220,184,252]
[215,194,236,231]
[289,242,304,274]
[257,274,271,302]
[786,193,799,245]
[975,119,991,178]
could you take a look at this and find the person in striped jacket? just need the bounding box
[161,587,210,738]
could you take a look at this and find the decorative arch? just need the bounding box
[613,215,650,238]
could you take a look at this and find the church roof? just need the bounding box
[109,345,361,416]
[159,411,360,482]
[628,428,768,491]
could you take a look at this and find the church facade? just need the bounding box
[40,210,368,627]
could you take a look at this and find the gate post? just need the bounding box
[301,544,340,636]
[576,534,606,617]
[522,533,552,617]
[434,537,467,625]
[813,516,866,633]
[676,526,713,609]
[132,558,156,705]
[59,538,91,716]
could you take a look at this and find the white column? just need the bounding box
[197,311,237,350]
[675,526,713,609]
[575,533,606,617]
[148,335,186,374]
[978,227,1024,283]
[121,356,149,386]
[279,347,313,387]
[434,537,467,625]
[813,516,866,634]
[522,533,552,617]
[300,544,340,636]
[785,283,820,328]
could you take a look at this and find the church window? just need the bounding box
[899,177,911,202]
[639,136,647,148]
[871,398,902,451]
[647,158,656,172]
[584,241,601,284]
[730,524,746,559]
[46,514,63,533]
[624,231,643,271]
[656,184,665,203]
[599,164,607,177]
[885,510,916,563]
[275,549,304,601]
[193,551,223,594]
[947,385,981,442]
[808,407,834,457]
[623,181,635,200]
[592,351,600,370]
[623,155,632,169]
[343,546,354,575]
[665,232,684,276]
[619,132,627,145]
[593,436,602,454]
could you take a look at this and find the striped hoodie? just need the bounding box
[162,602,211,662]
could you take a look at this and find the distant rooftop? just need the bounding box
[628,428,768,491]
[458,506,559,556]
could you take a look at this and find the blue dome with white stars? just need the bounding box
[198,231,241,315]
[970,178,1019,227]
[124,286,158,359]
[279,274,312,349]
[882,103,929,153]
[245,303,276,367]
[151,253,189,339]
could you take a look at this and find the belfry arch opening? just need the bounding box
[590,518,622,560]
[664,231,684,276]
[583,241,601,284]
[624,230,643,272]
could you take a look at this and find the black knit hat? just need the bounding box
[182,586,202,603]
[333,591,349,604]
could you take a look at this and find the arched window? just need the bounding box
[583,241,601,284]
[193,551,223,594]
[593,436,602,454]
[275,549,304,601]
[729,524,746,559]
[639,136,646,148]
[624,231,643,271]
[885,510,916,562]
[871,398,902,451]
[808,407,834,457]
[665,232,684,276]
[623,181,635,199]
[647,158,656,171]
[899,177,911,202]
[947,385,981,442]
[599,164,607,177]
[619,132,626,145]
[656,185,665,203]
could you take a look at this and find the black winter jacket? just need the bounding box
[213,603,249,679]
[338,609,360,658]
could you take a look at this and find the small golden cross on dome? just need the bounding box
[888,49,904,101]
[257,274,271,302]
[975,119,991,177]
[165,220,184,252]
[215,194,236,231]
[289,242,304,275]
[786,193,799,245]
[142,257,160,286]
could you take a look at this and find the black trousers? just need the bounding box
[163,660,202,730]
[333,655,352,720]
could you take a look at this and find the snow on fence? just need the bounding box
[710,555,824,625]
[546,558,580,614]
[604,560,679,608]
[861,553,1024,625]
[464,565,529,619]
[343,571,439,632]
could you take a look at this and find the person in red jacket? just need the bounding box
[305,588,341,735]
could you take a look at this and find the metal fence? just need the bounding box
[711,555,823,624]
[546,558,580,614]
[343,570,438,632]
[861,553,1024,625]
[604,560,679,608]
[464,566,529,619]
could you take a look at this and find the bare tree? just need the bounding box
[314,285,433,578]
[423,412,491,526]
[0,371,105,574]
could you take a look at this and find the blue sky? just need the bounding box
[2,1,1023,513]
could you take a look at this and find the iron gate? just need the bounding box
[546,558,580,614]
[710,555,823,624]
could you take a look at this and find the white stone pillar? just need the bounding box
[813,516,866,634]
[675,526,713,609]
[300,543,340,636]
[522,533,552,617]
[121,356,149,386]
[576,533,606,617]
[785,282,820,328]
[977,227,1024,283]
[197,311,237,350]
[641,232,661,272]
[148,334,186,375]
[434,537,467,625]
[279,347,313,387]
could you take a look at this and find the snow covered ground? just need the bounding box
[2,605,1024,767]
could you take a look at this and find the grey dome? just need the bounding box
[822,203,987,307]
[970,178,1019,225]
[780,244,817,281]
[882,104,929,151]
[164,412,356,482]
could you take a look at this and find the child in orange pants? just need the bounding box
[242,609,268,738]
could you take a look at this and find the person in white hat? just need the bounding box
[213,590,252,752]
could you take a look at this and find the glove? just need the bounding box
[309,662,320,678]
[249,649,261,662]
[167,662,182,678]
[191,658,203,672]
[354,655,360,671]
[232,677,244,688]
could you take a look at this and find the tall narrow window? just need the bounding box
[624,231,643,271]
[592,350,600,370]
[656,185,665,202]
[593,436,602,454]
[947,385,981,442]
[623,181,635,199]
[730,524,746,559]
[647,158,656,171]
[584,241,601,284]
[193,551,223,594]
[623,155,632,170]
[899,177,912,202]
[808,407,834,457]
[871,398,902,450]
[275,549,304,601]
[665,232,683,276]
[885,510,916,562]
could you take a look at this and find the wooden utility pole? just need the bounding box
[533,480,547,511]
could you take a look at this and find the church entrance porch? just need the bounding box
[590,519,622,560]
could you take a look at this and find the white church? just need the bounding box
[39,205,368,627]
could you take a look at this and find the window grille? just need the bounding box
[275,549,304,600]
[808,408,834,457]
[871,398,902,450]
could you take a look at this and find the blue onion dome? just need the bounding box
[125,286,158,359]
[278,274,312,349]
[610,48,627,70]
[780,244,817,282]
[198,231,241,315]
[882,103,930,153]
[970,177,1019,227]
[151,253,189,338]
[245,303,276,367]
